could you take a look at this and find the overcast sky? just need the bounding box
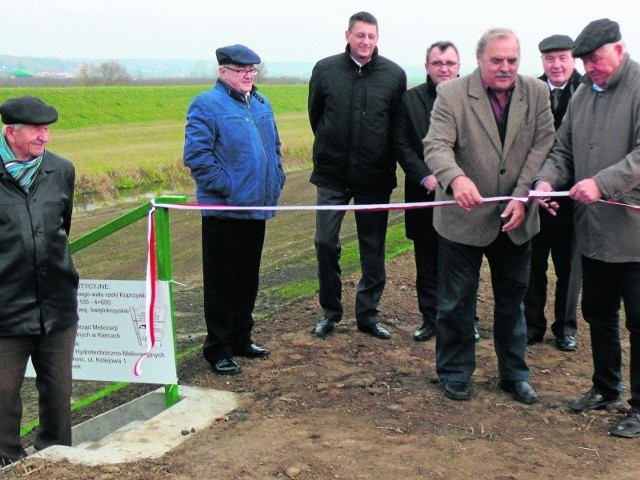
[6,0,638,75]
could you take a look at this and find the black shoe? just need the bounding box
[414,321,435,341]
[527,333,544,345]
[556,335,577,352]
[314,316,338,338]
[609,412,640,438]
[212,357,241,375]
[499,380,539,404]
[443,382,471,401]
[358,322,391,340]
[234,343,271,358]
[1,456,19,468]
[569,389,621,412]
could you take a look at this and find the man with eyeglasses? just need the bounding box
[394,41,470,343]
[183,44,286,376]
[308,11,406,340]
[524,35,583,352]
[424,28,555,404]
[534,19,640,438]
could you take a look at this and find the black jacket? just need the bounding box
[538,69,582,225]
[0,149,79,336]
[308,45,406,194]
[394,77,438,241]
[539,69,583,130]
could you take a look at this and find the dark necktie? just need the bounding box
[552,88,562,110]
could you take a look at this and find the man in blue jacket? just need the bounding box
[184,44,286,375]
[309,11,406,340]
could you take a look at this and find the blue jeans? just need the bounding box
[436,233,531,384]
[582,257,640,411]
[0,324,77,460]
[315,187,390,326]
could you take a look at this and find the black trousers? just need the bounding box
[436,233,531,384]
[524,223,580,338]
[201,216,265,364]
[413,233,439,328]
[582,256,640,411]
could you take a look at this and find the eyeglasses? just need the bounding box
[429,61,459,68]
[351,32,378,41]
[223,66,259,76]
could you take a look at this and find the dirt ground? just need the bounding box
[3,251,639,480]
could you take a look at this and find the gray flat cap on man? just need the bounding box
[215,44,261,66]
[539,34,574,53]
[0,96,58,125]
[572,18,621,58]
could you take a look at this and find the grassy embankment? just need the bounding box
[1,85,312,198]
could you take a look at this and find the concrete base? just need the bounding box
[32,386,238,465]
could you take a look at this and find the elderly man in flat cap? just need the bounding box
[0,96,79,465]
[535,18,640,438]
[525,35,583,352]
[184,44,286,375]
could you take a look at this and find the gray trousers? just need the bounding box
[0,324,77,461]
[314,187,390,326]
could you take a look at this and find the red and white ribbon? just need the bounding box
[133,206,158,376]
[136,190,639,376]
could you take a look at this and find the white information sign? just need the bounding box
[26,279,177,384]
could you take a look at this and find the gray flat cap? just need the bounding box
[215,44,261,66]
[538,34,574,53]
[572,18,621,57]
[0,96,58,125]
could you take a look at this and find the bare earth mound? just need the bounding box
[4,253,637,480]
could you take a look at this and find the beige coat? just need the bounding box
[424,69,556,247]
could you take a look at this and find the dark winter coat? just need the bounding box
[0,149,79,336]
[394,77,438,241]
[308,45,406,194]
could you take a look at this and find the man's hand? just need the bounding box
[570,179,602,204]
[422,174,438,193]
[450,176,483,211]
[533,180,559,216]
[501,199,526,232]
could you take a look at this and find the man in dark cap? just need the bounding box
[308,11,406,340]
[525,35,582,352]
[535,18,640,438]
[184,44,286,375]
[0,96,79,465]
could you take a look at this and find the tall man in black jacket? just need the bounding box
[525,35,582,352]
[308,11,406,340]
[394,41,463,342]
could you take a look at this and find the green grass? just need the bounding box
[0,84,309,130]
[2,84,313,196]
